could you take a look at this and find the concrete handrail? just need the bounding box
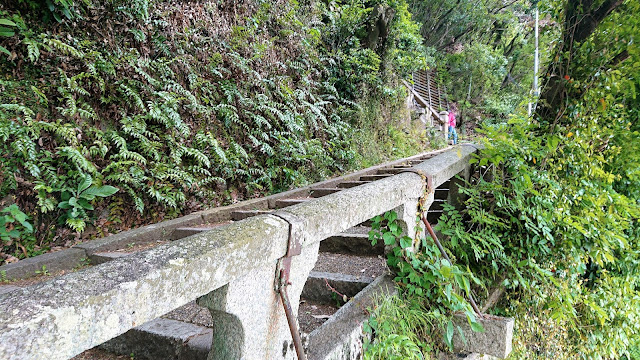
[0,145,478,360]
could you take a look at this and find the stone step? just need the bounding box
[301,271,374,304]
[313,252,387,279]
[337,181,369,189]
[430,199,447,211]
[90,252,129,265]
[427,210,443,223]
[359,174,391,182]
[172,227,210,239]
[435,188,449,200]
[99,318,211,360]
[274,198,309,209]
[230,209,271,221]
[378,168,406,175]
[310,188,343,198]
[306,276,397,359]
[319,233,383,256]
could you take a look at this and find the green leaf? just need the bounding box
[470,320,485,333]
[78,175,92,193]
[61,191,71,201]
[77,198,94,210]
[0,28,15,37]
[384,211,398,223]
[462,275,470,294]
[21,221,33,233]
[399,236,412,248]
[383,232,396,245]
[445,320,455,347]
[83,185,119,198]
[66,218,86,233]
[0,45,9,56]
[440,265,452,278]
[58,201,71,209]
[0,19,16,27]
[68,197,79,208]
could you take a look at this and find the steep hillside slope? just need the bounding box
[0,0,428,263]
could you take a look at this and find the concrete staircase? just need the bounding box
[86,154,456,359]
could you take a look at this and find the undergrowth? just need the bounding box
[364,209,484,359]
[0,0,431,263]
[364,105,639,358]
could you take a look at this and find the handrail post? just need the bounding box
[196,214,319,360]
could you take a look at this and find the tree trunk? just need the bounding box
[536,0,624,121]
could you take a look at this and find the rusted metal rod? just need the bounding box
[279,285,307,360]
[421,213,483,316]
[272,211,307,360]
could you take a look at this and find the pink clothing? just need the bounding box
[448,112,456,127]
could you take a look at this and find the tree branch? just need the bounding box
[573,0,624,43]
[609,49,629,67]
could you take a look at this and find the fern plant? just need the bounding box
[57,175,118,232]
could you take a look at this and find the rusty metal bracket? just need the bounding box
[272,211,303,292]
[400,168,434,194]
[271,211,307,360]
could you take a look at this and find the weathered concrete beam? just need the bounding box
[413,144,477,189]
[0,215,290,360]
[0,285,20,296]
[0,248,86,280]
[281,171,425,246]
[452,313,514,359]
[306,275,397,360]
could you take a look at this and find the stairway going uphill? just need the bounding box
[81,153,456,360]
[403,69,452,142]
[411,69,448,112]
[3,145,514,360]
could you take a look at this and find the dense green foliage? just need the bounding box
[365,210,484,358]
[410,0,550,123]
[363,0,639,358]
[0,0,430,263]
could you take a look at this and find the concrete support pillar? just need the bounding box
[197,243,320,360]
[448,164,473,212]
[392,192,433,249]
[440,111,449,141]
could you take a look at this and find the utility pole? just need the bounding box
[528,1,540,116]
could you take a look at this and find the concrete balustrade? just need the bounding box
[0,144,494,360]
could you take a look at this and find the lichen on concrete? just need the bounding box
[0,215,290,360]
